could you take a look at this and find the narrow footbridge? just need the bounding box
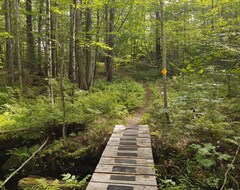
[86,125,157,190]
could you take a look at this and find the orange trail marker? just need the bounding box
[161,68,167,75]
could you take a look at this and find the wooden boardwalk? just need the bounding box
[86,125,158,190]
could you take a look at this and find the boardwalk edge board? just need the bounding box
[86,125,157,190]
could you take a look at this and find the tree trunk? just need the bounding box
[106,0,115,82]
[85,4,93,89]
[37,0,44,76]
[51,3,57,78]
[5,0,14,84]
[69,1,76,81]
[14,0,23,91]
[160,0,170,123]
[46,0,54,106]
[26,0,36,73]
[93,10,101,80]
[155,8,161,65]
[60,54,66,139]
[76,0,87,90]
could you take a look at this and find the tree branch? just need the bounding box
[0,136,49,189]
[220,143,240,190]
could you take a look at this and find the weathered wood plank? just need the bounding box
[86,182,158,190]
[101,146,153,159]
[98,157,154,166]
[109,137,151,143]
[95,164,156,175]
[89,173,157,186]
[111,133,150,138]
[107,140,151,147]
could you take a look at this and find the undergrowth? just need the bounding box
[0,79,144,188]
[0,79,144,135]
[143,74,240,190]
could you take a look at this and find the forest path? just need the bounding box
[86,85,158,190]
[125,84,152,125]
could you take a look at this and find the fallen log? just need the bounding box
[18,176,87,190]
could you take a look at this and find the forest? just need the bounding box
[0,0,240,189]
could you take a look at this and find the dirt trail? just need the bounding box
[126,85,152,125]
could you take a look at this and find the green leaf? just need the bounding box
[204,143,216,151]
[198,147,211,155]
[218,154,231,161]
[189,144,201,150]
[62,173,71,181]
[197,158,215,168]
[227,164,235,170]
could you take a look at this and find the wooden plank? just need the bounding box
[98,157,154,166]
[113,129,150,135]
[111,133,150,138]
[113,125,149,133]
[89,173,157,186]
[101,146,153,159]
[95,164,156,175]
[109,137,151,143]
[107,140,151,147]
[86,182,158,190]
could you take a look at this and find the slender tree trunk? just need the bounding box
[106,0,115,82]
[104,4,109,80]
[15,0,23,91]
[160,0,170,123]
[26,0,36,72]
[46,0,54,106]
[93,10,101,80]
[37,0,44,76]
[4,0,14,84]
[69,1,76,81]
[155,8,161,65]
[76,0,87,90]
[51,4,57,78]
[60,54,66,139]
[85,4,93,89]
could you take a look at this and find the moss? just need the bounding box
[18,177,86,190]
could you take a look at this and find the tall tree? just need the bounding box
[37,0,44,75]
[155,6,161,65]
[85,2,93,88]
[46,0,54,106]
[160,0,170,123]
[69,1,76,81]
[26,0,36,72]
[106,0,115,82]
[14,0,23,91]
[5,0,14,84]
[76,0,87,90]
[51,2,57,78]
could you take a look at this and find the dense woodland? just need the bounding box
[0,0,240,189]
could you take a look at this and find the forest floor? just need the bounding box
[125,85,152,125]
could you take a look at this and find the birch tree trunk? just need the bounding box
[160,0,170,123]
[37,0,44,75]
[51,4,57,78]
[106,0,115,82]
[46,0,54,106]
[93,10,101,80]
[69,1,76,81]
[155,8,161,65]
